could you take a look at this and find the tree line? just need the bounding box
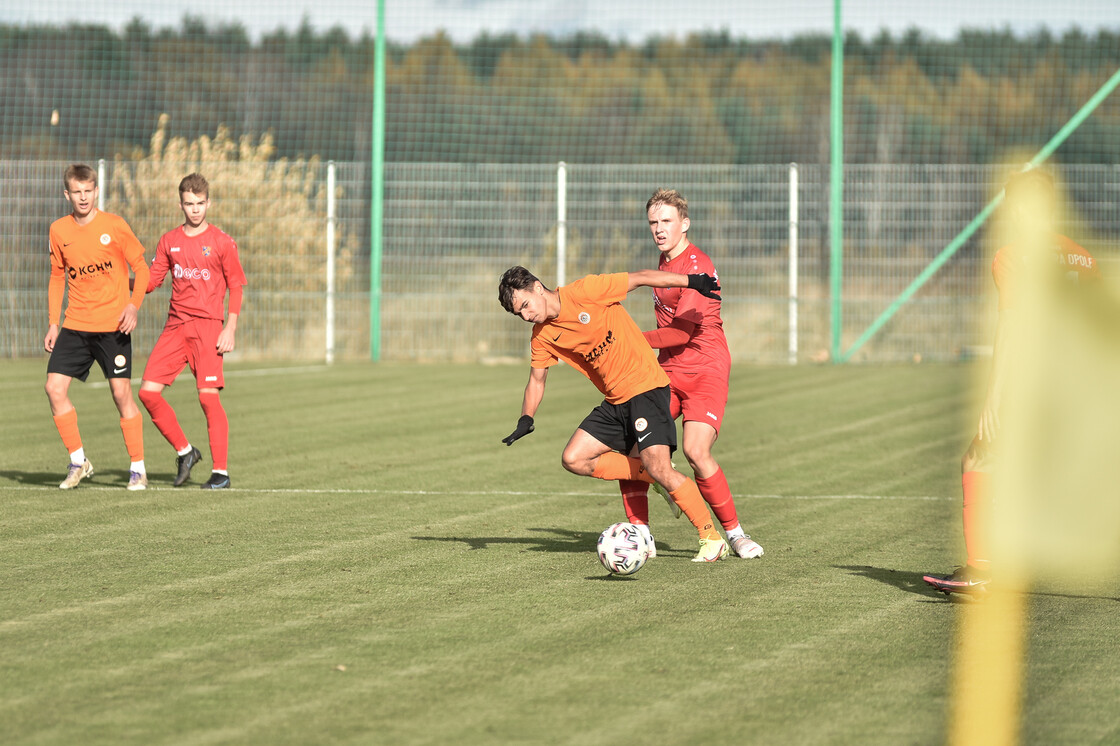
[2,19,1119,164]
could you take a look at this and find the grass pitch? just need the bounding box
[2,360,1119,745]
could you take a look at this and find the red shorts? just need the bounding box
[143,318,225,389]
[667,368,728,433]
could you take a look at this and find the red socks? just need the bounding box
[962,470,992,568]
[696,468,739,531]
[198,392,228,471]
[139,389,189,452]
[620,480,650,525]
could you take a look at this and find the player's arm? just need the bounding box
[503,366,548,445]
[45,240,65,352]
[118,223,149,334]
[644,317,697,349]
[146,239,170,293]
[979,309,1017,442]
[216,285,244,354]
[626,269,720,299]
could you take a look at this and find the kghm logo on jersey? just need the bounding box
[583,330,615,364]
[173,264,212,280]
[67,259,114,279]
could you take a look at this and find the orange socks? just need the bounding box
[591,452,654,483]
[53,408,83,457]
[119,413,145,464]
[670,480,720,540]
[962,470,991,569]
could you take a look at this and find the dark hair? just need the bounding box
[178,172,210,199]
[499,266,544,314]
[1004,168,1055,205]
[63,163,96,190]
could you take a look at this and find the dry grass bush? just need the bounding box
[105,115,360,358]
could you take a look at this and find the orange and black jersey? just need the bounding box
[49,211,149,332]
[530,273,669,404]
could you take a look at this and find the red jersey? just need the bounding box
[530,273,669,404]
[149,224,247,322]
[48,211,149,332]
[652,243,731,375]
[992,234,1099,311]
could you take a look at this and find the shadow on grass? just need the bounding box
[412,526,692,558]
[0,470,65,486]
[0,469,153,489]
[834,564,948,599]
[836,564,1120,604]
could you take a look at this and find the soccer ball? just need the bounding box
[597,522,650,575]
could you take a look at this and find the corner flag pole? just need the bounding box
[839,64,1120,363]
[369,0,387,362]
[828,0,844,362]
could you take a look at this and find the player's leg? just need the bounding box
[192,320,231,489]
[197,388,230,489]
[618,386,678,539]
[923,437,992,593]
[139,325,200,486]
[561,428,648,480]
[97,332,146,490]
[629,387,725,560]
[45,329,95,488]
[681,420,762,559]
[639,444,726,561]
[675,370,762,558]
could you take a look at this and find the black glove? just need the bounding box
[502,414,535,446]
[687,273,721,300]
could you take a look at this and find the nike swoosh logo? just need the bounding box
[113,367,127,373]
[553,332,562,341]
[637,433,651,442]
[63,242,73,247]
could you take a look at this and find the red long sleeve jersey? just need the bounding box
[652,244,731,376]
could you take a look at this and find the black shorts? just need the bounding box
[47,328,133,382]
[579,386,677,455]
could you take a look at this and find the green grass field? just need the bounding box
[2,360,1119,745]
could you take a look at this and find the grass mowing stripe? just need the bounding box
[3,360,1119,745]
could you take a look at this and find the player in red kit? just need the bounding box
[619,189,764,559]
[139,173,247,489]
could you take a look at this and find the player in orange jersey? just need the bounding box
[139,173,247,489]
[618,189,763,560]
[923,169,1101,594]
[499,266,730,562]
[45,163,151,490]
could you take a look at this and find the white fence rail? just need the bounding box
[2,162,1115,364]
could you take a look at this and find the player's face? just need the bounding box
[1010,188,1056,241]
[648,204,690,255]
[63,179,97,218]
[510,284,547,324]
[180,191,210,228]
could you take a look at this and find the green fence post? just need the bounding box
[369,0,386,362]
[829,0,844,362]
[839,64,1120,363]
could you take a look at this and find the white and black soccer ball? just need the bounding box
[597,522,650,575]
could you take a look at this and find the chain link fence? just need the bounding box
[2,161,1115,364]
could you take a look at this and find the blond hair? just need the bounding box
[646,188,688,221]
